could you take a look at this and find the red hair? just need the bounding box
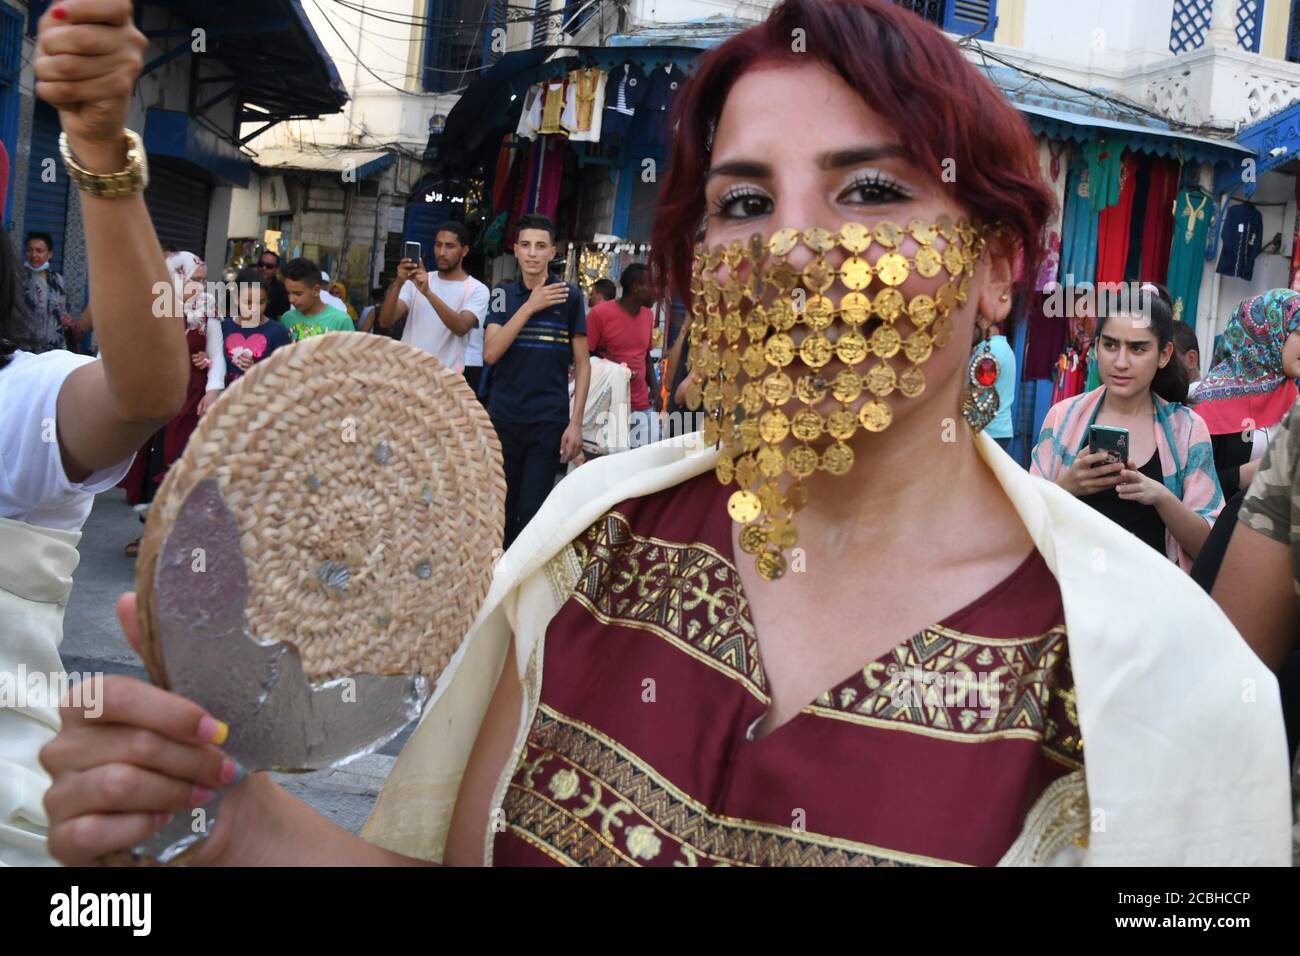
[650,0,1054,306]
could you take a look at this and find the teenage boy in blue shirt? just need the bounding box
[483,214,590,547]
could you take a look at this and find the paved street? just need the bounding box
[63,487,411,836]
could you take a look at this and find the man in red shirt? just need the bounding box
[585,263,658,448]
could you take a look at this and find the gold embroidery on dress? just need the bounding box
[1181,193,1209,243]
[500,705,957,867]
[570,510,767,699]
[570,509,1083,762]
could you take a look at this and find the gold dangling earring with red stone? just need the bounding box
[962,321,1000,433]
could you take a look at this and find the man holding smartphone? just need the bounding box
[377,222,488,372]
[484,214,590,547]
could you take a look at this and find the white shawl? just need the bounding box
[362,431,1293,866]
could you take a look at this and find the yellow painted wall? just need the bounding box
[1261,0,1291,60]
[994,0,1027,47]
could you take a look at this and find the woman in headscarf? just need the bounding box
[40,0,1291,867]
[119,251,225,556]
[1191,289,1300,499]
[328,279,359,325]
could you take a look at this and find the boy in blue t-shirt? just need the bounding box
[483,214,590,546]
[222,268,290,382]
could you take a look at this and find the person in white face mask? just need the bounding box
[21,232,70,353]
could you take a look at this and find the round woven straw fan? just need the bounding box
[135,333,505,688]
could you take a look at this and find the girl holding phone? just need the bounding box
[1031,291,1223,570]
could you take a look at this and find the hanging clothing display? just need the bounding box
[1023,290,1070,379]
[1216,202,1264,281]
[491,136,520,216]
[561,67,606,142]
[515,83,545,141]
[642,63,682,112]
[1096,152,1138,284]
[1082,138,1122,213]
[1059,154,1098,284]
[1290,176,1300,288]
[1139,157,1180,284]
[1204,193,1229,265]
[603,62,648,140]
[537,78,569,136]
[1122,157,1151,282]
[534,135,566,221]
[1167,189,1213,325]
[1035,139,1069,291]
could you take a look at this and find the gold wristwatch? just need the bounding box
[58,129,149,198]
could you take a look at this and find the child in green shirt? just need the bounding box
[279,257,356,341]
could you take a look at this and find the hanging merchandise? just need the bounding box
[577,245,611,295]
[1059,153,1098,285]
[1167,189,1213,324]
[1035,138,1069,291]
[515,83,544,141]
[1023,290,1070,379]
[1096,152,1138,284]
[491,135,519,216]
[538,77,569,136]
[1083,137,1122,213]
[533,135,566,221]
[1138,157,1180,285]
[1290,176,1300,289]
[562,67,607,142]
[643,63,682,112]
[1122,157,1151,282]
[1204,193,1228,264]
[1216,201,1264,281]
[602,62,648,141]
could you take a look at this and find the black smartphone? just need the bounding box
[1088,424,1129,466]
[403,240,422,263]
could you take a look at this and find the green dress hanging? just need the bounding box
[1167,190,1212,325]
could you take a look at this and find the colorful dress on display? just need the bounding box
[1035,139,1069,291]
[1095,152,1137,284]
[1139,158,1180,284]
[490,474,1083,867]
[1059,155,1098,285]
[1167,190,1212,325]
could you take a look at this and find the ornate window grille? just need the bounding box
[1169,0,1213,53]
[1236,0,1263,53]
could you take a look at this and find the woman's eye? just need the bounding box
[842,174,911,205]
[713,190,773,220]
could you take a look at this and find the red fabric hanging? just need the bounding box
[491,135,517,216]
[1096,152,1138,284]
[1140,157,1180,284]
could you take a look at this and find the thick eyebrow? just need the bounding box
[706,143,909,182]
[1099,332,1152,347]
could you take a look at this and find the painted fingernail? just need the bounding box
[51,3,68,20]
[218,758,243,786]
[198,716,228,745]
[190,785,216,807]
[153,812,173,828]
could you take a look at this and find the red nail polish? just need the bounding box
[51,4,68,20]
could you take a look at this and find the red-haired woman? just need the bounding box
[42,0,1289,867]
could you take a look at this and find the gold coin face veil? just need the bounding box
[685,216,989,581]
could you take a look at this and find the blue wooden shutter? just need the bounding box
[1288,0,1300,62]
[944,0,997,40]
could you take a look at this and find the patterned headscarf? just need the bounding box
[1193,289,1300,433]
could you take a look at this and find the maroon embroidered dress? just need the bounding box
[493,474,1083,866]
